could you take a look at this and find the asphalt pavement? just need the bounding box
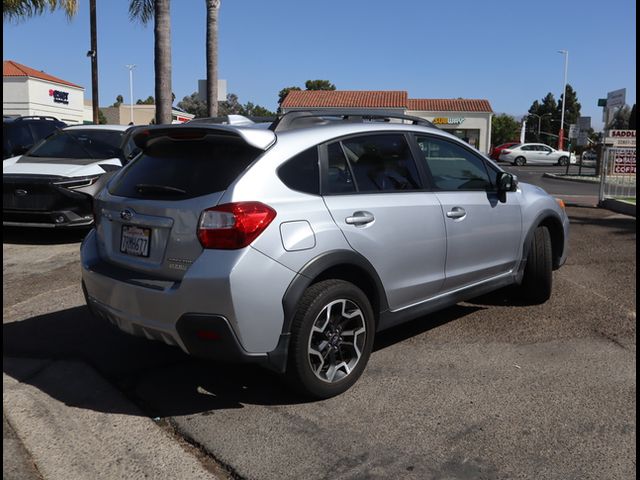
[3,186,636,479]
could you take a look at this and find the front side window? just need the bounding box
[337,134,422,193]
[415,136,492,191]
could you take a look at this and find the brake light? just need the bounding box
[197,202,276,249]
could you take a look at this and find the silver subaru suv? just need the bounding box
[81,111,569,398]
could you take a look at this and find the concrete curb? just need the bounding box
[599,198,636,217]
[3,358,220,480]
[542,173,601,184]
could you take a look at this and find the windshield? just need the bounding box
[27,129,125,160]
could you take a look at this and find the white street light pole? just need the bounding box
[557,50,569,150]
[125,64,136,124]
[528,112,552,141]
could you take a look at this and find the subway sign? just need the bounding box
[49,89,69,105]
[432,117,465,125]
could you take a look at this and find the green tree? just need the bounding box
[205,0,220,117]
[136,95,155,105]
[555,84,581,138]
[3,0,77,22]
[627,104,636,130]
[243,102,275,117]
[112,94,124,107]
[218,93,243,115]
[129,0,172,124]
[177,92,207,118]
[491,114,520,147]
[526,93,557,143]
[98,109,107,124]
[304,79,336,91]
[607,105,631,130]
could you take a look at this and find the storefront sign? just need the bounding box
[432,117,465,126]
[49,89,69,105]
[605,130,636,147]
[612,149,636,175]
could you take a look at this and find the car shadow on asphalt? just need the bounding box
[3,302,482,418]
[566,205,636,234]
[2,226,91,245]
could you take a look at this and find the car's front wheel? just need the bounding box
[517,225,553,304]
[514,156,526,166]
[286,279,375,399]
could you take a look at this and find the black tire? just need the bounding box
[558,156,569,166]
[514,156,526,166]
[518,226,553,304]
[286,279,375,399]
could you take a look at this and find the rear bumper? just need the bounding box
[80,229,295,371]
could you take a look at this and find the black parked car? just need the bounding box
[3,115,67,159]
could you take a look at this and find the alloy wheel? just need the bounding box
[307,299,367,383]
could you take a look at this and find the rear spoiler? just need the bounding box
[132,124,276,151]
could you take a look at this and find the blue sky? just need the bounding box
[3,0,636,129]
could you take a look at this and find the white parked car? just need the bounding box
[499,143,576,166]
[3,125,138,227]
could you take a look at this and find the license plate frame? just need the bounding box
[120,225,151,257]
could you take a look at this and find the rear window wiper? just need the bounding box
[135,184,187,195]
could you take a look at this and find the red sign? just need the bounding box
[613,150,636,175]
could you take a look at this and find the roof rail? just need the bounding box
[8,115,62,122]
[189,115,277,126]
[269,110,436,132]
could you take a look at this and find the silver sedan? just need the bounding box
[499,143,576,166]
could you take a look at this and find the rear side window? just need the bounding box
[109,134,261,199]
[278,147,320,195]
[339,134,422,192]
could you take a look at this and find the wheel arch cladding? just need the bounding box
[281,250,389,335]
[523,211,565,270]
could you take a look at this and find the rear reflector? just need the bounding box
[197,201,276,249]
[196,330,222,341]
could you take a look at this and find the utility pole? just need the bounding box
[126,64,136,124]
[89,0,99,124]
[557,50,569,150]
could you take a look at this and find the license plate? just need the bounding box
[120,225,151,257]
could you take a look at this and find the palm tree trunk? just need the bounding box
[206,0,220,117]
[154,0,172,124]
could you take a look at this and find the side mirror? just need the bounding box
[497,172,517,202]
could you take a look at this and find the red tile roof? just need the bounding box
[282,90,408,108]
[407,98,493,112]
[282,90,493,113]
[3,60,83,89]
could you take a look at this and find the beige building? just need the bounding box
[100,104,194,125]
[282,90,494,154]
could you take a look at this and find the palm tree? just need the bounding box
[129,0,173,125]
[3,0,77,22]
[205,0,220,117]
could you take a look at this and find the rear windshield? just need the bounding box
[28,129,125,160]
[108,134,262,200]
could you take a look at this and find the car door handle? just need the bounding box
[446,207,466,219]
[345,211,375,225]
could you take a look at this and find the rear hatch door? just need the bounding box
[94,125,274,281]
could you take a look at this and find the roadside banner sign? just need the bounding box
[578,116,591,130]
[605,129,636,147]
[568,124,578,138]
[606,89,626,109]
[612,149,636,175]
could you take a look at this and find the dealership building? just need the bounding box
[281,90,494,154]
[3,60,86,124]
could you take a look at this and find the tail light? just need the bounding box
[197,202,276,249]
